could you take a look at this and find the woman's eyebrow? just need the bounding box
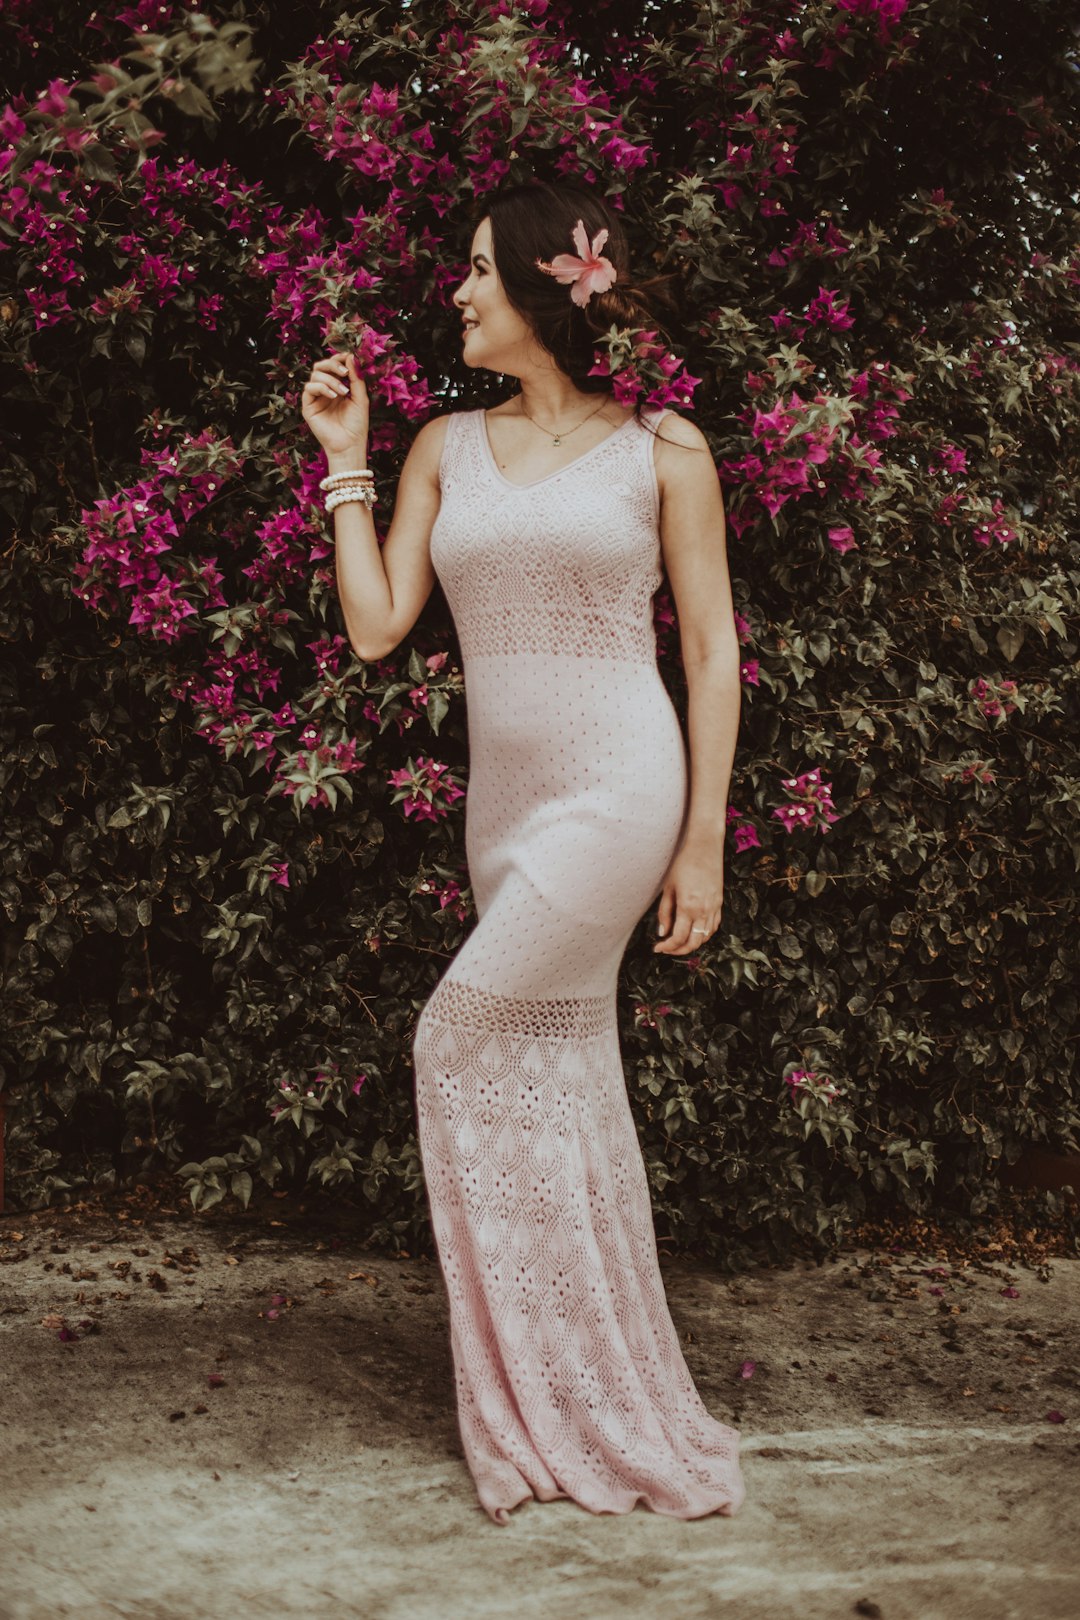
[472,253,491,266]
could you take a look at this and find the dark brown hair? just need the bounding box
[473,180,688,440]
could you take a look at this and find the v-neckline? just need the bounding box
[477,407,640,490]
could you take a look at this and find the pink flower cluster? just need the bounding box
[942,760,996,787]
[931,442,968,475]
[3,159,88,327]
[416,875,470,921]
[362,652,456,737]
[72,430,243,638]
[765,218,852,271]
[588,329,701,412]
[769,286,855,339]
[969,677,1018,721]
[721,359,910,536]
[972,498,1019,547]
[708,107,801,213]
[772,768,840,835]
[726,804,761,853]
[350,320,434,420]
[927,449,1023,550]
[277,735,366,812]
[177,654,289,765]
[1035,352,1080,387]
[834,0,911,44]
[836,0,908,20]
[725,391,837,524]
[785,1068,841,1103]
[634,1001,673,1029]
[411,21,656,195]
[388,756,466,821]
[269,1066,367,1120]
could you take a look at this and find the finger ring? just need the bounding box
[691,925,708,934]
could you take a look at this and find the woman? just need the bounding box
[302,179,745,1525]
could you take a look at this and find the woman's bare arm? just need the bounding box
[652,412,742,954]
[655,412,741,833]
[328,414,449,660]
[302,348,450,661]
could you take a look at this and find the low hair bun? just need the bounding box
[583,280,656,334]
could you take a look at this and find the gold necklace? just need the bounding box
[511,393,613,446]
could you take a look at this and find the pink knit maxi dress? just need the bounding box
[412,404,745,1524]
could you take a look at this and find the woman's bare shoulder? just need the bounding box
[652,408,710,451]
[651,410,713,494]
[405,412,461,491]
[413,409,469,451]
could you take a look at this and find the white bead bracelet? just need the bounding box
[326,485,378,510]
[319,467,374,490]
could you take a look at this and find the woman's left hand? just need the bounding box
[653,841,724,955]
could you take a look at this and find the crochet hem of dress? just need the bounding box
[484,1486,745,1525]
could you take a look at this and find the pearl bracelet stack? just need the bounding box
[320,466,378,512]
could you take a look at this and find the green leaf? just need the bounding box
[407,649,427,685]
[427,689,449,734]
[230,1169,253,1207]
[123,328,146,366]
[808,631,831,665]
[996,623,1024,661]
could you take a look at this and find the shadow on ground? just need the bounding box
[1,1199,1077,1620]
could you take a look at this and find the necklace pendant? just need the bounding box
[552,435,562,446]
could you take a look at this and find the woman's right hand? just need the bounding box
[301,350,370,457]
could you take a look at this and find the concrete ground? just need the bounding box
[1,1200,1078,1620]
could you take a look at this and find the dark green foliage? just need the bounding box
[0,0,1077,1260]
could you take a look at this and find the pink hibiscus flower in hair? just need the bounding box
[535,219,619,307]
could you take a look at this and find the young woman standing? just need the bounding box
[302,180,745,1525]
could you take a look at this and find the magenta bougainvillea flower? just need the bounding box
[388,756,466,822]
[772,769,841,835]
[784,1068,841,1104]
[972,498,1019,547]
[725,804,761,853]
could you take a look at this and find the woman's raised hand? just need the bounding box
[301,350,370,457]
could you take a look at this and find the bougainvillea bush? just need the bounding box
[1,0,1077,1259]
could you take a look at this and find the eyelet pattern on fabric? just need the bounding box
[412,404,746,1523]
[430,410,664,664]
[422,978,615,1041]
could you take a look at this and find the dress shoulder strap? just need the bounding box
[637,407,671,520]
[438,407,470,485]
[639,405,671,461]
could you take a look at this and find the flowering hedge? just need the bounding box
[1,0,1077,1259]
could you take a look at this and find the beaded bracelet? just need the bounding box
[319,467,373,490]
[326,485,378,511]
[327,486,376,505]
[325,478,373,491]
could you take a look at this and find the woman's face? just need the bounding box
[452,216,536,375]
